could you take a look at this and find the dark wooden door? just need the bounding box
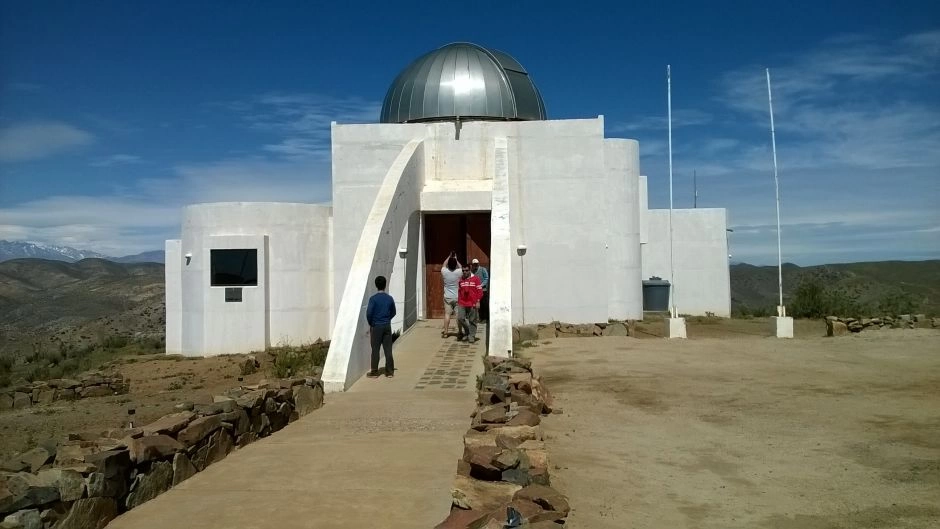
[424,213,491,319]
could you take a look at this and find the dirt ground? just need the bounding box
[0,354,269,459]
[528,325,940,529]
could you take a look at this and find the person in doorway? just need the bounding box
[470,258,489,322]
[457,264,484,343]
[441,251,462,338]
[366,275,396,378]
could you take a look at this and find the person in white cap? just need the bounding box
[470,258,489,322]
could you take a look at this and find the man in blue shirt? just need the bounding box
[366,275,396,378]
[471,259,489,322]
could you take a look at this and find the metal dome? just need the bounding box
[380,42,547,124]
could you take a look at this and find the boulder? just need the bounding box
[80,386,113,398]
[2,509,41,529]
[212,395,234,404]
[37,468,84,502]
[35,390,56,406]
[128,435,183,464]
[236,432,258,448]
[477,404,508,424]
[176,415,223,447]
[451,475,521,512]
[58,389,77,401]
[140,412,195,437]
[0,394,13,410]
[125,461,173,510]
[510,390,543,414]
[826,319,849,336]
[513,484,570,515]
[84,450,131,480]
[220,408,251,436]
[492,449,522,471]
[507,373,533,392]
[174,402,195,411]
[506,409,541,427]
[240,356,259,375]
[235,390,265,410]
[516,325,539,343]
[537,325,556,340]
[251,413,271,436]
[0,458,30,473]
[603,322,629,336]
[18,448,52,473]
[433,507,487,529]
[171,452,197,486]
[12,393,30,410]
[54,497,117,529]
[54,443,92,467]
[84,473,126,499]
[0,472,59,513]
[293,385,324,416]
[462,445,502,481]
[531,377,554,412]
[191,430,233,471]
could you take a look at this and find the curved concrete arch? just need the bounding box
[322,139,425,392]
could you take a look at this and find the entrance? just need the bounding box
[424,212,490,319]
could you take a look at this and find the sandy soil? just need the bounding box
[0,354,269,458]
[529,327,940,528]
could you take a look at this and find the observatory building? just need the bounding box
[164,43,731,391]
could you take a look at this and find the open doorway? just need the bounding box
[423,212,490,319]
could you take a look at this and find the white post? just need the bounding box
[667,65,677,319]
[767,68,792,338]
[665,65,686,338]
[766,68,784,316]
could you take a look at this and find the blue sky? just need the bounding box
[1,1,938,264]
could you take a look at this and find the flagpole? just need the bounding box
[667,65,677,318]
[766,68,784,316]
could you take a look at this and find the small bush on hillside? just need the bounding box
[878,289,917,316]
[269,343,329,378]
[0,356,12,375]
[790,278,863,318]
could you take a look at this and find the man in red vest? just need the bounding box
[457,264,484,344]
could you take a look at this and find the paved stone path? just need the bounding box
[107,321,484,529]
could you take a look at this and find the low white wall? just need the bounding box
[175,202,332,356]
[641,208,731,316]
[322,140,425,392]
[165,240,183,354]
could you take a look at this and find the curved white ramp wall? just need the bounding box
[322,140,425,392]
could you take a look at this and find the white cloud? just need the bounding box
[637,30,940,265]
[90,154,143,167]
[0,121,95,162]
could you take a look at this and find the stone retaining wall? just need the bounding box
[0,372,130,411]
[435,356,569,529]
[0,377,324,529]
[826,314,936,336]
[513,321,635,343]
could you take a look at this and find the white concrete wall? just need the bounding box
[489,136,513,357]
[323,140,425,392]
[641,208,731,316]
[604,139,643,320]
[164,240,183,354]
[176,202,332,356]
[508,118,610,324]
[639,176,649,245]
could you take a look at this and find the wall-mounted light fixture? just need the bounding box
[517,245,527,323]
[184,252,192,265]
[398,247,408,259]
[516,245,527,257]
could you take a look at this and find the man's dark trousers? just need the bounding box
[371,324,394,374]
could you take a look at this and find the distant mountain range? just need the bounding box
[0,241,164,264]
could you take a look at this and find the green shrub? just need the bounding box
[269,343,329,378]
[0,356,12,375]
[878,289,916,316]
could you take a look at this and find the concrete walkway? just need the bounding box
[108,322,485,529]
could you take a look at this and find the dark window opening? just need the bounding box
[211,249,258,286]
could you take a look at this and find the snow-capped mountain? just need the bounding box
[0,240,164,263]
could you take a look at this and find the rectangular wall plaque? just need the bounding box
[224,287,243,302]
